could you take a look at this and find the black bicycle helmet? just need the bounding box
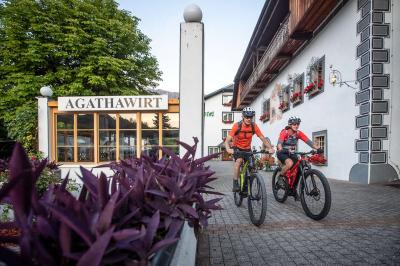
[242,107,255,117]
[288,116,301,125]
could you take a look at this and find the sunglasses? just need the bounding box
[291,123,300,126]
[244,116,253,119]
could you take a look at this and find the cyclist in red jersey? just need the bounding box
[277,117,322,179]
[224,107,275,192]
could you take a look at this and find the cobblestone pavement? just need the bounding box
[196,161,400,266]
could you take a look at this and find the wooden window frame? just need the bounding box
[312,130,328,166]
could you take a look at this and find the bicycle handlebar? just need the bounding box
[290,150,323,156]
[233,149,272,156]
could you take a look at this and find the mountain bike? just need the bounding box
[233,149,270,226]
[272,150,331,220]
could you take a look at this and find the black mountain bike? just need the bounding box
[272,150,331,220]
[233,149,269,226]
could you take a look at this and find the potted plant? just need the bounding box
[278,101,288,111]
[290,91,302,104]
[0,139,222,265]
[259,112,270,122]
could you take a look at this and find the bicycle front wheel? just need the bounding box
[247,173,267,226]
[234,191,243,207]
[272,167,288,203]
[300,169,331,220]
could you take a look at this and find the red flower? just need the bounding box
[279,101,288,110]
[290,92,302,102]
[259,112,270,121]
[317,79,324,88]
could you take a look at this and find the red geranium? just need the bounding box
[290,92,302,102]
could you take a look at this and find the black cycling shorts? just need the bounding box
[232,147,251,161]
[277,150,298,165]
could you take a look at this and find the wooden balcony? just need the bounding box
[239,16,290,107]
[235,0,341,109]
[289,0,340,39]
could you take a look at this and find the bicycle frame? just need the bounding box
[284,153,316,196]
[239,160,253,195]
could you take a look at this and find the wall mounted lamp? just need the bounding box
[329,65,359,89]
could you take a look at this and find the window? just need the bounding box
[222,94,233,106]
[208,146,220,160]
[260,99,270,122]
[222,129,230,140]
[290,73,304,107]
[305,56,325,98]
[77,114,94,162]
[141,113,159,158]
[55,111,178,163]
[119,114,137,160]
[222,112,234,123]
[99,114,117,162]
[312,130,328,165]
[56,114,74,162]
[162,113,179,155]
[279,85,290,112]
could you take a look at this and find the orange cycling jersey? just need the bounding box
[229,122,264,150]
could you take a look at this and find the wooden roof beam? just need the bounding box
[291,31,313,40]
[276,53,292,60]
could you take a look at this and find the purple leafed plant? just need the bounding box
[0,138,222,265]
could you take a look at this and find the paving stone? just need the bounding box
[196,161,400,266]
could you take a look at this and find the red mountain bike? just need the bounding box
[272,150,331,220]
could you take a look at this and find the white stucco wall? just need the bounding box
[250,0,359,181]
[203,93,241,157]
[386,0,400,176]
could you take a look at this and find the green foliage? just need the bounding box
[3,102,37,151]
[0,0,162,149]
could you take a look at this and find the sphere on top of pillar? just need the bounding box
[40,85,53,97]
[183,4,202,22]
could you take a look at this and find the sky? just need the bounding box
[117,0,265,94]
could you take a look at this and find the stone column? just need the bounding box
[37,96,50,158]
[179,4,204,158]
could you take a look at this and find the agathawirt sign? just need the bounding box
[58,95,168,111]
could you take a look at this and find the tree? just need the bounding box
[0,0,162,151]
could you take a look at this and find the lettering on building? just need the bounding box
[58,95,168,111]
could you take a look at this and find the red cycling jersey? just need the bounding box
[229,122,264,150]
[278,129,312,150]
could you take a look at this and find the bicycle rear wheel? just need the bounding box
[272,168,288,203]
[247,173,267,226]
[300,169,331,220]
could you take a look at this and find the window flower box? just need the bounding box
[290,91,302,104]
[222,120,233,124]
[278,101,289,111]
[259,112,270,122]
[304,79,324,96]
[222,102,232,107]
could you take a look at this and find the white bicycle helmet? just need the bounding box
[242,107,255,117]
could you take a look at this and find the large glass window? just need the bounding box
[119,113,137,160]
[56,114,74,162]
[54,110,179,163]
[162,113,179,155]
[77,114,94,162]
[99,114,116,162]
[141,113,159,157]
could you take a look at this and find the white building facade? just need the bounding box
[232,0,399,184]
[204,85,241,160]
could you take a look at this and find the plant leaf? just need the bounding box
[96,190,120,234]
[77,226,115,266]
[46,203,94,245]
